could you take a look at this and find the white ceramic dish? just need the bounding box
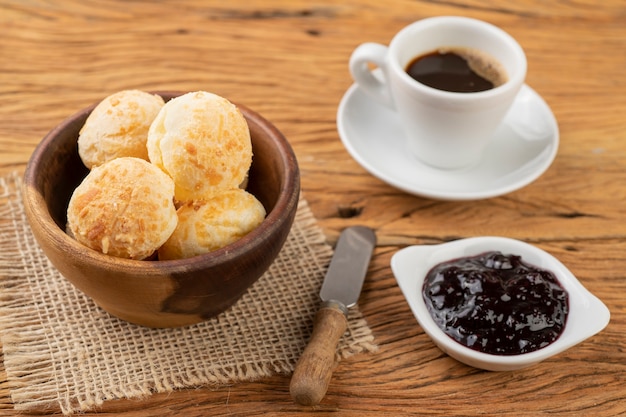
[337,83,559,200]
[390,236,610,371]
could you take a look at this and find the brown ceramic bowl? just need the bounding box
[22,92,300,328]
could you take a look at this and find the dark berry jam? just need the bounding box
[422,251,569,355]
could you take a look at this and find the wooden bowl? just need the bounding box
[22,92,300,328]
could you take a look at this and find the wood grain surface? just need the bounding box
[1,0,625,415]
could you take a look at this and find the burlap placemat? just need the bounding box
[0,171,377,415]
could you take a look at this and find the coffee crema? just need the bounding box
[406,47,507,93]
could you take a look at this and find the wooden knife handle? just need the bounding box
[289,302,348,406]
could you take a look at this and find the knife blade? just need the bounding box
[289,225,376,406]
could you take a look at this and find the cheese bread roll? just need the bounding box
[147,91,252,202]
[78,90,164,169]
[67,157,177,260]
[158,188,266,260]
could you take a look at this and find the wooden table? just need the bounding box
[1,0,625,415]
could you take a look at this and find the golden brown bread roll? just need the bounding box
[158,188,266,260]
[147,91,252,202]
[67,157,177,260]
[78,90,165,169]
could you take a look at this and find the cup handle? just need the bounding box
[349,42,394,109]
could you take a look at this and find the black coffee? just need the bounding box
[406,47,507,93]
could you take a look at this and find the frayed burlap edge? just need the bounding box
[0,171,378,414]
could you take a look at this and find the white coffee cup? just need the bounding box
[349,16,527,169]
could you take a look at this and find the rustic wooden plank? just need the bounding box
[1,0,625,415]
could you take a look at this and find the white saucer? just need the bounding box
[337,84,559,200]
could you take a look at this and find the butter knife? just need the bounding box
[290,225,376,406]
